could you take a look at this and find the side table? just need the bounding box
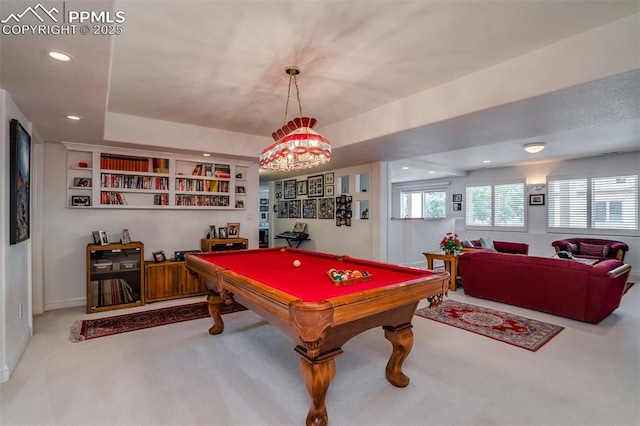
[423,251,460,291]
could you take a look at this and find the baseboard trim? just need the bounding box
[45,297,85,311]
[2,326,32,383]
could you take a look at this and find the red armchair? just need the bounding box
[552,238,628,262]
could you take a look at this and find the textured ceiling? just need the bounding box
[1,0,639,182]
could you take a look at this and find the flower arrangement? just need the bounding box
[440,232,462,254]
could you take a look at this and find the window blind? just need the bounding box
[591,175,638,230]
[494,183,525,227]
[548,178,587,229]
[466,185,492,226]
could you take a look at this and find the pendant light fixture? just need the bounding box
[260,66,331,172]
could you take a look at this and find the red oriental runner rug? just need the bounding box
[415,300,563,352]
[70,301,246,342]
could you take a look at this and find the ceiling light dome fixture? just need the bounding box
[260,66,331,172]
[48,50,72,61]
[523,142,546,153]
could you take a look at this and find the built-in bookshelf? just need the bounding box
[63,142,251,210]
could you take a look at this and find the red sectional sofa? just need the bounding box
[458,250,632,323]
[468,240,529,255]
[551,238,629,262]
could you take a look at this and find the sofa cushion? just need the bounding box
[462,239,475,248]
[566,242,578,253]
[580,242,610,258]
[479,237,495,251]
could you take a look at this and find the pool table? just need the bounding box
[186,247,448,426]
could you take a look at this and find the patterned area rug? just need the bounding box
[70,301,246,342]
[415,300,563,352]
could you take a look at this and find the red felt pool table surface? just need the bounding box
[191,247,435,302]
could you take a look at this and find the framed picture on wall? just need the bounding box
[529,194,545,206]
[9,119,31,245]
[453,202,462,211]
[307,175,324,197]
[324,172,334,185]
[297,180,308,196]
[452,193,462,202]
[303,199,317,219]
[284,179,297,199]
[277,201,289,218]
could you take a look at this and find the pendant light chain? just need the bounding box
[283,73,304,124]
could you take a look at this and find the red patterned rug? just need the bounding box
[70,301,246,342]
[415,300,563,352]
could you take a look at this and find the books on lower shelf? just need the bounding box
[175,178,229,192]
[175,195,230,207]
[101,173,169,190]
[101,192,127,205]
[90,278,139,307]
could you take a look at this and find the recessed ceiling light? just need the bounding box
[483,160,491,163]
[66,115,81,120]
[428,170,436,174]
[48,50,72,61]
[401,166,409,170]
[523,142,546,153]
[203,153,211,157]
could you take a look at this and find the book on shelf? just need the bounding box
[192,164,203,176]
[152,158,169,173]
[214,164,231,179]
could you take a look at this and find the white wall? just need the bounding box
[450,153,640,280]
[1,90,36,382]
[42,143,260,311]
[270,163,384,261]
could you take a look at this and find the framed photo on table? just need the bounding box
[218,227,228,239]
[227,222,240,237]
[153,251,167,262]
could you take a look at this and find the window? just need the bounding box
[465,182,525,230]
[400,189,446,219]
[548,174,638,233]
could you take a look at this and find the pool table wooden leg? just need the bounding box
[206,292,225,335]
[297,348,342,426]
[383,323,414,387]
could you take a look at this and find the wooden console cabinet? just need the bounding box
[86,242,144,313]
[200,237,248,252]
[145,261,206,302]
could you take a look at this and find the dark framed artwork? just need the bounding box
[218,227,228,239]
[529,194,545,206]
[277,201,289,218]
[453,202,462,211]
[153,251,167,262]
[303,199,317,219]
[288,200,301,218]
[9,119,31,245]
[284,179,297,199]
[453,194,462,202]
[297,180,308,196]
[318,197,335,219]
[307,175,324,197]
[71,195,91,206]
[324,172,334,185]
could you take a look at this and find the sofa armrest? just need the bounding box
[494,241,529,255]
[607,263,631,279]
[551,239,570,252]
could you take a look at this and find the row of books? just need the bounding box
[101,191,127,205]
[101,154,152,172]
[152,158,170,173]
[175,178,229,193]
[154,194,169,205]
[191,163,231,179]
[175,195,230,207]
[89,278,139,307]
[101,174,169,190]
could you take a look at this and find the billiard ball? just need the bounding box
[293,260,301,267]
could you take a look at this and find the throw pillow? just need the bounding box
[479,237,496,251]
[566,242,578,253]
[462,239,475,248]
[579,242,610,257]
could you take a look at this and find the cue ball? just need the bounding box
[293,260,301,267]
